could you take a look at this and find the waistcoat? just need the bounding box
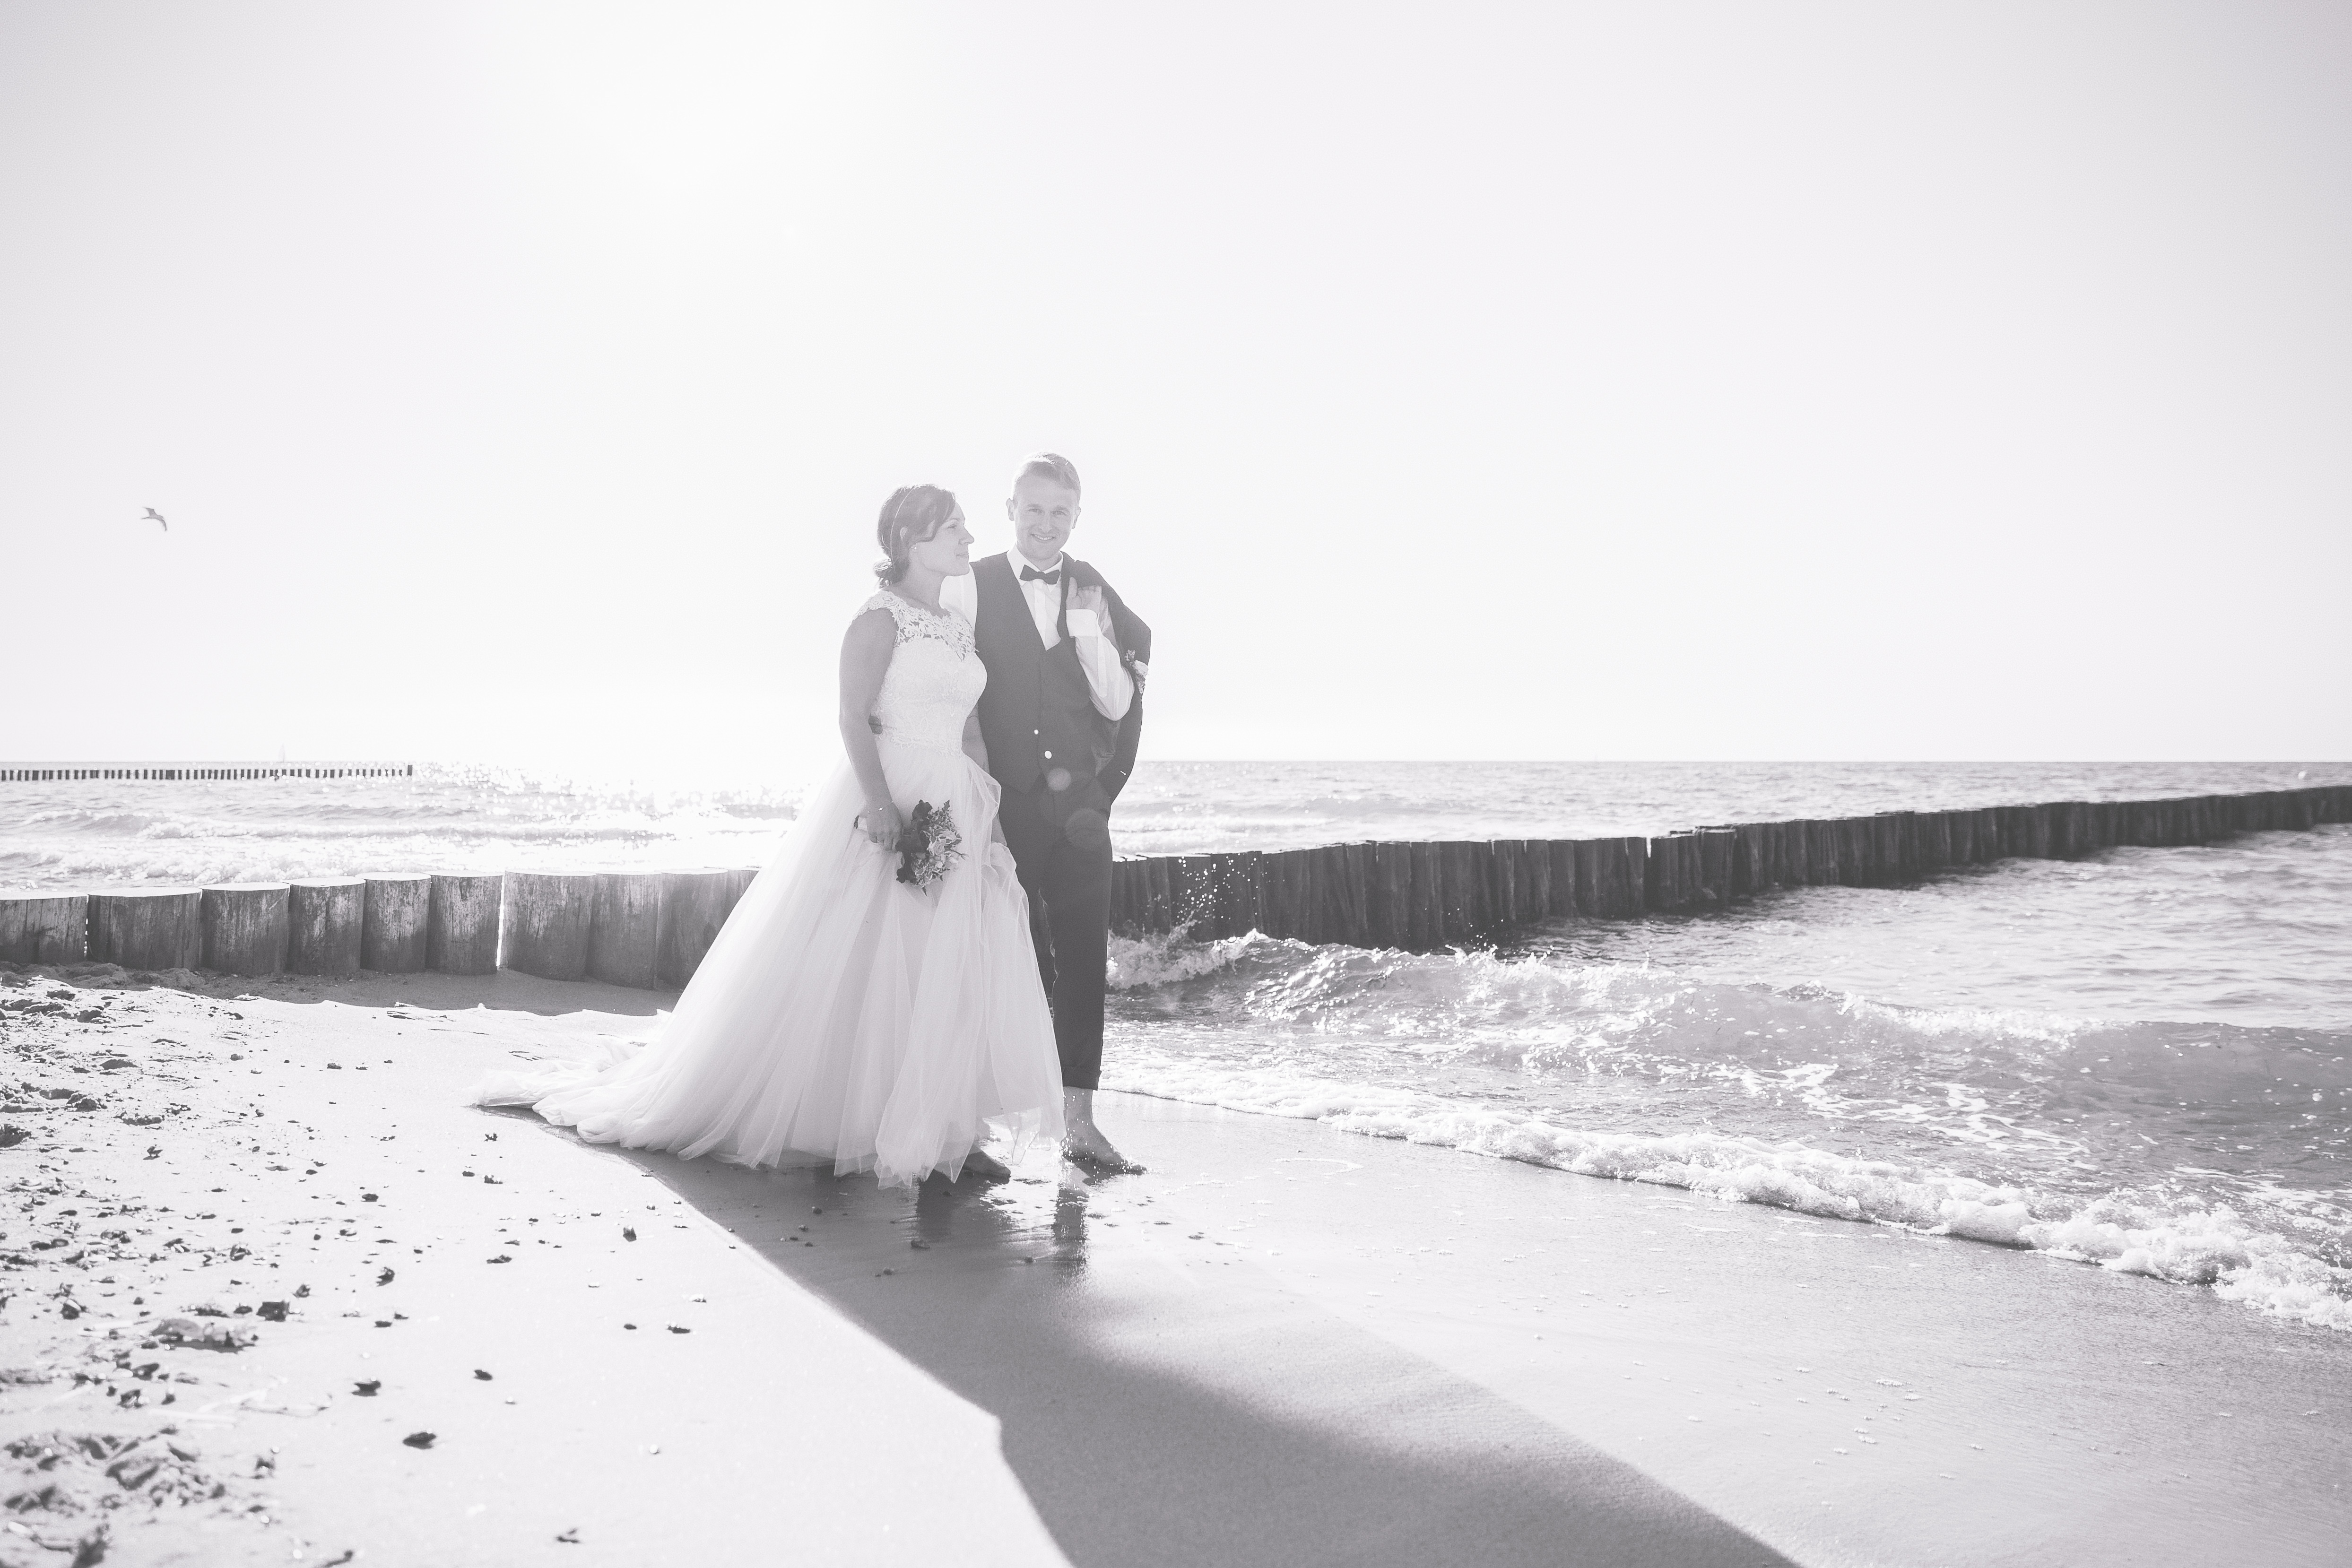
[971,553,1119,798]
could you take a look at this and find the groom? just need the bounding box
[944,452,1150,1174]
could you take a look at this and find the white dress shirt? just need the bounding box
[941,552,1134,721]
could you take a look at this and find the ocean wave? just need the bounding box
[1101,1050,2352,1331]
[1100,923,2352,1333]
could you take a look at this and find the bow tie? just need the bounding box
[1019,564,1063,585]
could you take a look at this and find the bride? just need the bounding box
[475,485,1066,1187]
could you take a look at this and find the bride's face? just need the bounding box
[909,507,973,577]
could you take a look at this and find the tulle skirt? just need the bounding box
[471,736,1065,1187]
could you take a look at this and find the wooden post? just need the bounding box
[655,870,732,988]
[1792,820,1829,885]
[1647,832,1698,910]
[1916,811,1953,873]
[0,894,87,964]
[1947,808,1976,866]
[589,872,666,988]
[1107,859,1134,936]
[1189,856,1226,941]
[361,874,432,972]
[1483,843,1517,936]
[1580,837,1640,918]
[1368,841,1411,947]
[88,889,202,971]
[1874,814,1909,883]
[287,879,365,976]
[1541,840,1574,918]
[1729,824,1765,897]
[1336,843,1374,943]
[1432,842,1478,944]
[200,884,289,977]
[428,874,502,975]
[1695,828,1736,905]
[501,873,598,981]
[1404,841,1441,949]
[1264,850,1304,941]
[1168,857,1209,937]
[1835,818,1875,885]
[1137,857,1166,934]
[1234,852,1267,937]
[1515,840,1551,924]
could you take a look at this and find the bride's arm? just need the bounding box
[839,610,902,848]
[962,711,990,774]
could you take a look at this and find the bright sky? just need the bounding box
[2,2,2345,780]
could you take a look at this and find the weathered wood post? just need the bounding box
[1263,850,1304,941]
[1229,852,1267,938]
[655,870,731,988]
[1916,811,1953,873]
[1182,857,1219,940]
[88,889,202,970]
[1407,841,1444,949]
[1695,828,1736,905]
[201,884,289,977]
[1873,814,1909,883]
[287,879,365,976]
[1947,808,1977,866]
[1168,858,1209,937]
[1373,846,1402,945]
[1483,843,1517,936]
[1837,818,1877,885]
[1434,842,1481,944]
[589,872,666,989]
[361,874,432,972]
[1728,824,1763,896]
[1147,858,1176,933]
[1514,840,1550,924]
[1645,832,1691,910]
[428,874,502,975]
[502,873,598,981]
[0,893,87,964]
[1541,840,1575,918]
[1570,839,1604,918]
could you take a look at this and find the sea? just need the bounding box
[5,759,2349,1333]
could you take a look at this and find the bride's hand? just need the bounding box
[859,799,903,849]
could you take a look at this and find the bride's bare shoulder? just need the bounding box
[844,597,900,651]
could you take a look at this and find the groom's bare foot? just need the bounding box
[961,1147,1013,1184]
[1062,1087,1144,1175]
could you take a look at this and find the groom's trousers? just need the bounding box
[998,783,1112,1092]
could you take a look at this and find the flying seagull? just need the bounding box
[141,508,167,531]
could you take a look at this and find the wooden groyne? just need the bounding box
[1108,784,2352,950]
[0,762,415,783]
[0,784,2343,982]
[0,867,766,984]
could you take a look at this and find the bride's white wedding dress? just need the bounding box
[473,591,1065,1187]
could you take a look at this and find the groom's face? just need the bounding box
[1008,475,1079,566]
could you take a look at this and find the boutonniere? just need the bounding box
[1124,655,1149,695]
[895,799,963,891]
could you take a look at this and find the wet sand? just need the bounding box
[2,965,2346,1565]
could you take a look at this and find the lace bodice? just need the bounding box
[863,591,984,751]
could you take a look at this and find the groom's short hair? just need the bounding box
[1014,451,1081,501]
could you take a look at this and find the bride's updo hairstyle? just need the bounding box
[874,485,956,584]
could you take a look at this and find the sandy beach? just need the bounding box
[2,962,2346,1567]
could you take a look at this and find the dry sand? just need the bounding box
[2,963,2345,1567]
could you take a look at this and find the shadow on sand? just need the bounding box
[604,1141,1793,1568]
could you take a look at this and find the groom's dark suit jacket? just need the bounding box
[970,552,1149,823]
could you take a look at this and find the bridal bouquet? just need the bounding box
[895,800,963,891]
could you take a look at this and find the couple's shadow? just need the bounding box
[599,1137,1791,1568]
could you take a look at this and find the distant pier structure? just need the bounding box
[0,762,415,782]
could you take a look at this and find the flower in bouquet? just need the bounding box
[895,800,963,891]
